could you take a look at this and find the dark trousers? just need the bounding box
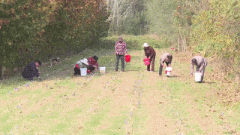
[159,62,170,75]
[147,56,155,71]
[87,65,96,72]
[115,55,125,71]
[74,67,80,75]
[22,71,38,80]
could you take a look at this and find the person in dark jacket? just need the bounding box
[74,64,80,76]
[143,43,156,72]
[22,61,42,80]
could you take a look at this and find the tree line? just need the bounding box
[107,0,240,78]
[0,0,109,78]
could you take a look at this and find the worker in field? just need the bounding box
[74,55,99,76]
[115,37,128,72]
[87,55,99,72]
[159,53,172,76]
[22,61,42,81]
[191,56,208,82]
[143,43,156,72]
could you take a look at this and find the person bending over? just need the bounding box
[22,61,42,81]
[159,53,172,76]
[191,56,207,82]
[143,43,156,72]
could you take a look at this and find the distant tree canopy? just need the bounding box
[107,0,239,75]
[0,0,109,69]
[107,0,147,35]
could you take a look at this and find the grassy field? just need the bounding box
[0,36,239,134]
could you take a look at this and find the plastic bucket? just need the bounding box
[80,68,87,76]
[165,70,171,76]
[125,55,131,62]
[100,67,106,74]
[144,58,150,66]
[165,67,172,76]
[195,72,202,82]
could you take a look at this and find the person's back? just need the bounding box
[192,56,205,66]
[22,61,41,80]
[191,56,207,82]
[159,53,173,76]
[144,46,156,57]
[160,53,172,64]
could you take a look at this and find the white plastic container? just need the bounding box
[195,72,202,82]
[165,67,172,76]
[80,68,87,76]
[100,67,106,74]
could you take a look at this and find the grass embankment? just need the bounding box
[0,35,239,134]
[0,35,167,94]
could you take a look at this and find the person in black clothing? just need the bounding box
[74,64,80,76]
[22,61,42,81]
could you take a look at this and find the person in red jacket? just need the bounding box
[73,56,98,76]
[87,55,99,72]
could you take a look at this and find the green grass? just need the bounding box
[0,36,239,134]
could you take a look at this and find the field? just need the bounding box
[0,36,239,134]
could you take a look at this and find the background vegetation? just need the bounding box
[1,0,239,81]
[107,0,240,80]
[0,0,109,78]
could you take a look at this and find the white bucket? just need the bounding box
[167,71,171,76]
[80,68,87,76]
[100,67,106,74]
[195,72,202,82]
[165,67,172,76]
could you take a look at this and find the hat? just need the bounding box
[80,58,88,65]
[143,43,149,47]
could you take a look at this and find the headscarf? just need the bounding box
[75,64,80,69]
[117,37,123,43]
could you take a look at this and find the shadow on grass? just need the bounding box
[167,75,179,78]
[199,81,216,84]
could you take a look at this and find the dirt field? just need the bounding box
[0,49,239,134]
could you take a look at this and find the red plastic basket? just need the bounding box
[144,58,150,66]
[125,55,131,62]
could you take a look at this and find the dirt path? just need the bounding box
[0,49,239,134]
